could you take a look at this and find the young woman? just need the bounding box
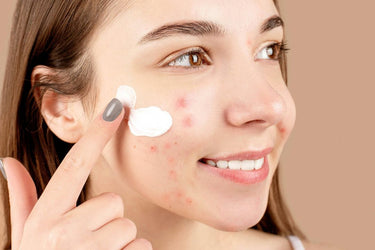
[0,0,331,249]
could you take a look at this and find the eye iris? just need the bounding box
[189,53,202,66]
[266,47,274,56]
[267,44,281,60]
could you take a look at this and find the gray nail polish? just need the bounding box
[0,158,7,180]
[103,98,123,122]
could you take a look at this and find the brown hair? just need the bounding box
[0,0,306,248]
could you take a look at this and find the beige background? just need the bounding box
[1,1,374,249]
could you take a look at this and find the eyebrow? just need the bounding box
[138,15,284,45]
[260,15,284,33]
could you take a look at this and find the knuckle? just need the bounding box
[118,218,137,237]
[77,236,98,250]
[102,192,124,214]
[47,224,69,247]
[23,211,48,233]
[134,238,153,250]
[62,154,85,173]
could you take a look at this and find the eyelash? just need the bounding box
[165,42,290,70]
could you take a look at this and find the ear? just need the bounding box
[31,66,86,143]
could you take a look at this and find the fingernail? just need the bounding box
[103,98,123,122]
[0,158,7,180]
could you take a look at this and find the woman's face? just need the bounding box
[89,0,296,231]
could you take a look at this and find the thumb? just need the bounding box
[1,158,38,249]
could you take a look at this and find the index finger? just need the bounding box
[36,98,125,215]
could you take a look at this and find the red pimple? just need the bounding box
[176,190,184,198]
[168,157,175,164]
[279,127,288,138]
[150,145,157,152]
[162,193,171,202]
[133,145,136,149]
[185,197,193,204]
[164,143,171,149]
[183,116,193,128]
[176,97,188,109]
[168,169,177,181]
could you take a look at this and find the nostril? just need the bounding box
[250,119,266,124]
[243,119,267,128]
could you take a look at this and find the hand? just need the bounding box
[2,98,152,250]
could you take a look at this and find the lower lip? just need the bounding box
[197,157,269,185]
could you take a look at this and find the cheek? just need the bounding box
[174,95,197,129]
[126,94,206,207]
[182,115,194,128]
[176,97,188,109]
[150,145,157,152]
[161,189,194,207]
[160,140,195,206]
[137,137,181,182]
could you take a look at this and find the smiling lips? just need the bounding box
[200,147,272,170]
[198,148,272,185]
[202,158,264,171]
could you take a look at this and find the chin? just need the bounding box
[202,194,269,232]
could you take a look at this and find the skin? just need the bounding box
[85,0,296,248]
[3,0,326,249]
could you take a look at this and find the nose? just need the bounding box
[224,70,286,129]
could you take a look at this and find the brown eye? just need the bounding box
[266,44,281,60]
[189,53,203,66]
[168,49,210,68]
[256,42,287,61]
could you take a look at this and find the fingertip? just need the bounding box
[1,157,23,176]
[3,157,37,249]
[2,157,35,190]
[102,98,125,122]
[73,98,126,154]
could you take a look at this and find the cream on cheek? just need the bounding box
[115,86,198,207]
[116,85,173,137]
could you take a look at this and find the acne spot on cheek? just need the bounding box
[185,197,193,205]
[164,143,171,149]
[162,190,193,206]
[150,145,157,152]
[182,116,193,128]
[176,190,183,198]
[168,157,175,164]
[176,97,188,109]
[162,193,171,202]
[175,190,193,205]
[133,145,136,149]
[168,169,177,181]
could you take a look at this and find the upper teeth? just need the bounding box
[205,158,264,171]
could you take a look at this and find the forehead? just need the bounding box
[89,0,281,82]
[108,0,279,37]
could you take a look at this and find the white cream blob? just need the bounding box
[116,85,136,108]
[116,85,173,137]
[128,107,173,137]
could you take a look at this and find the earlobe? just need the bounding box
[31,66,85,143]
